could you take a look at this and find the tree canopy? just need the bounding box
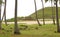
[0,0,2,4]
[45,0,48,2]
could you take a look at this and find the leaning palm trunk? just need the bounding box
[34,0,41,26]
[55,0,60,32]
[14,0,20,34]
[41,0,45,25]
[51,0,55,25]
[1,11,5,24]
[1,0,8,26]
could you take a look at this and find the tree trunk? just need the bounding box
[14,0,20,34]
[4,0,7,26]
[0,5,1,30]
[55,0,60,32]
[41,0,45,25]
[0,0,3,30]
[51,0,55,25]
[34,0,41,26]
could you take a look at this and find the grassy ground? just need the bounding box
[0,24,60,37]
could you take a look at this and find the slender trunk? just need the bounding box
[14,0,20,34]
[0,5,1,30]
[51,0,55,25]
[1,9,5,22]
[1,8,5,24]
[34,0,41,26]
[41,0,45,25]
[4,0,7,26]
[55,0,60,32]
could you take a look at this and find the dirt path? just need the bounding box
[2,21,56,25]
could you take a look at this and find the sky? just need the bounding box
[1,0,53,19]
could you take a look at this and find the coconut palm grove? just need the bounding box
[0,0,60,37]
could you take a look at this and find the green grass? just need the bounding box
[0,24,60,37]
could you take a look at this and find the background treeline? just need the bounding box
[7,7,60,22]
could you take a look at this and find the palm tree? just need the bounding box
[34,0,41,26]
[14,0,20,34]
[55,0,60,32]
[0,0,3,30]
[41,0,45,25]
[51,0,55,25]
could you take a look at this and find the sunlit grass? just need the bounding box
[0,24,60,37]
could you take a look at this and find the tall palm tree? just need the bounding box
[55,0,60,32]
[51,0,55,25]
[14,0,20,34]
[41,0,45,25]
[0,0,2,30]
[34,0,41,26]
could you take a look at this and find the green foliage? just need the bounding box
[30,7,60,19]
[6,17,34,22]
[0,0,2,4]
[7,18,14,22]
[6,17,24,22]
[45,0,48,2]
